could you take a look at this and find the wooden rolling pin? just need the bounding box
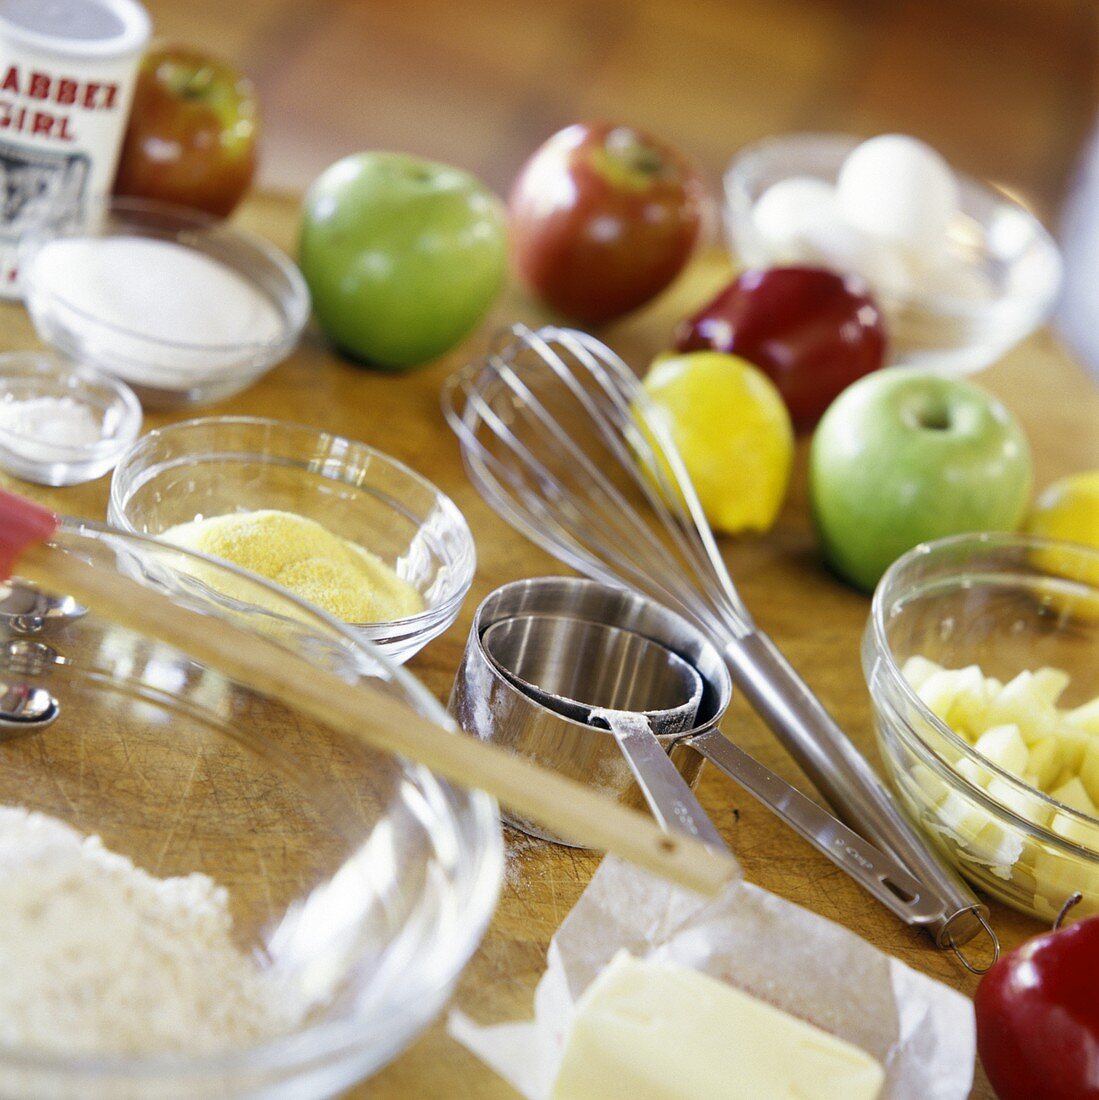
[0,489,736,897]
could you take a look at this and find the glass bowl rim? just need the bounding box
[0,518,503,1080]
[18,195,311,357]
[0,350,142,461]
[868,530,1099,852]
[108,414,478,631]
[723,129,1063,318]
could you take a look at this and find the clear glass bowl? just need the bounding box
[863,532,1099,921]
[18,197,309,409]
[108,416,476,665]
[0,352,141,486]
[725,133,1063,375]
[0,521,501,1098]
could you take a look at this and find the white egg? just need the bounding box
[752,176,916,298]
[751,176,838,257]
[836,134,960,259]
[796,217,916,299]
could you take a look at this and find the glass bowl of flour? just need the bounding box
[18,197,310,408]
[0,522,502,1099]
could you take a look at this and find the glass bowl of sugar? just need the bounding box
[0,352,142,486]
[18,197,310,408]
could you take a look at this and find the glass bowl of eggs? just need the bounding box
[863,531,1099,921]
[724,132,1063,376]
[0,521,501,1098]
[108,416,476,665]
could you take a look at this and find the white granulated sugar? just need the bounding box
[27,235,284,386]
[32,236,283,346]
[0,395,102,449]
[0,805,307,1057]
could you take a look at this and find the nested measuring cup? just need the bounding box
[448,577,733,847]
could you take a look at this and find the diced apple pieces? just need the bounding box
[900,657,1099,905]
[1081,742,1099,806]
[912,665,985,732]
[984,671,1059,744]
[936,789,990,842]
[1050,811,1099,850]
[906,762,949,806]
[986,776,1053,828]
[954,757,992,789]
[1027,736,1065,790]
[1027,844,1099,919]
[900,655,941,693]
[1069,695,1099,735]
[973,724,1028,778]
[1032,667,1071,706]
[1050,776,1098,817]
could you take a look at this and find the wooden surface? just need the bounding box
[3,188,1097,1096]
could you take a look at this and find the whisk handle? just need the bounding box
[723,630,987,949]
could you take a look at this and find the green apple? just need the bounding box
[298,152,507,370]
[808,369,1032,591]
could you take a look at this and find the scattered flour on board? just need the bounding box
[0,805,308,1056]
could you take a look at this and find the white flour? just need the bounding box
[0,806,307,1057]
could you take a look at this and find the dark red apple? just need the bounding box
[113,44,259,218]
[975,906,1099,1099]
[509,122,705,324]
[675,266,887,430]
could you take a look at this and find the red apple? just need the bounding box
[509,122,704,324]
[975,904,1099,1099]
[675,266,887,430]
[113,44,259,218]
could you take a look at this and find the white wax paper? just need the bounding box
[450,856,974,1100]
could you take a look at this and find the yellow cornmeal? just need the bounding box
[162,509,424,623]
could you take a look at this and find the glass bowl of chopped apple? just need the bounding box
[109,416,476,665]
[18,197,310,409]
[0,522,501,1098]
[863,531,1099,922]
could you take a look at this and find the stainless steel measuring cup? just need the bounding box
[480,615,704,735]
[449,577,730,847]
[450,577,952,937]
[479,613,721,846]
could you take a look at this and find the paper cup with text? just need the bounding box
[0,0,151,298]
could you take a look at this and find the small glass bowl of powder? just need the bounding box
[0,352,142,486]
[18,197,310,409]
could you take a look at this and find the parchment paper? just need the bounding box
[450,855,974,1100]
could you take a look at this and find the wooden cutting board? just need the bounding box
[7,190,1097,1099]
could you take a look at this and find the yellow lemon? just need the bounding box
[1025,470,1099,550]
[637,351,794,534]
[1024,470,1099,618]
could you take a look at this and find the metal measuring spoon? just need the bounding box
[0,578,84,634]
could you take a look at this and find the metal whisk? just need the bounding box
[443,322,997,965]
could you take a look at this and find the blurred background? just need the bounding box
[143,0,1099,371]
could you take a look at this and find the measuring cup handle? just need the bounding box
[602,714,729,853]
[723,630,989,949]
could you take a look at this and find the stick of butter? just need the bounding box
[552,951,885,1100]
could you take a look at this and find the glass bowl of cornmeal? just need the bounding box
[18,197,309,409]
[108,416,476,665]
